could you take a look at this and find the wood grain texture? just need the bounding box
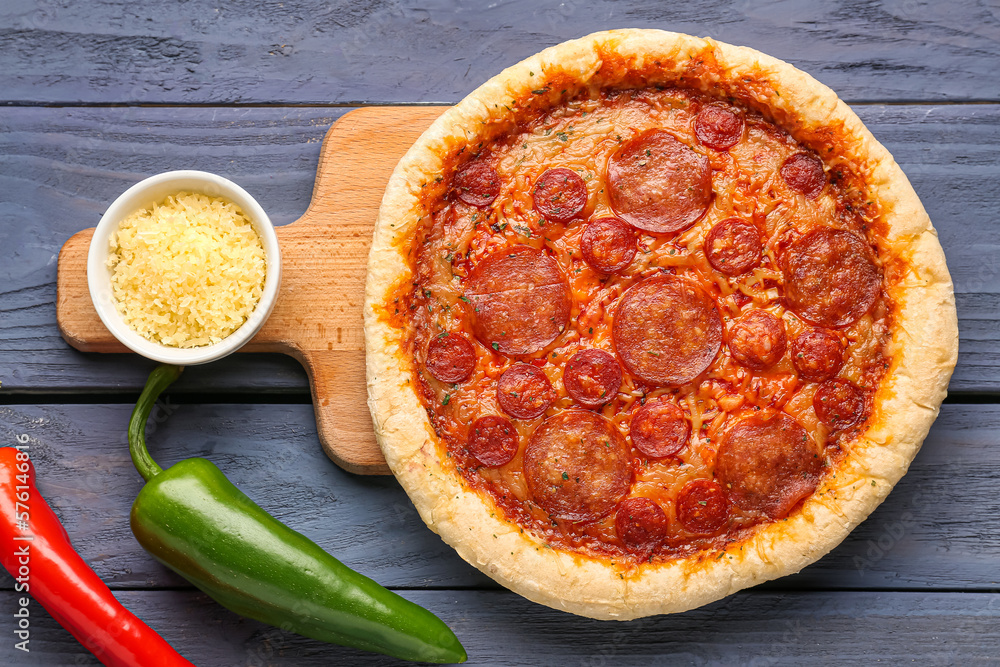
[56,108,444,473]
[0,402,995,591]
[2,5,997,664]
[4,104,998,395]
[0,589,998,665]
[1,0,999,104]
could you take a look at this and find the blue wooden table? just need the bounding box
[1,2,999,664]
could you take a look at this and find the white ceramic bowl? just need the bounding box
[87,170,281,365]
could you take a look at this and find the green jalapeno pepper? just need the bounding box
[128,364,467,664]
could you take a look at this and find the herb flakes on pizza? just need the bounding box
[364,29,957,619]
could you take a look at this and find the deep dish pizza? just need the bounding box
[364,29,957,619]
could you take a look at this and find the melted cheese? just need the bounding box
[408,87,893,562]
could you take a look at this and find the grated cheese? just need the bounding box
[107,191,266,348]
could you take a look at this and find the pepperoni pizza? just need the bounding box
[365,30,957,619]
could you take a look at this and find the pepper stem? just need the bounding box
[128,364,184,482]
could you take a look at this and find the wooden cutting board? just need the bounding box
[56,106,449,476]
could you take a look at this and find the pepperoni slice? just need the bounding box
[613,276,723,386]
[497,364,555,419]
[704,218,763,276]
[580,217,637,274]
[814,378,869,432]
[792,329,844,381]
[532,167,587,223]
[676,480,730,535]
[727,310,787,370]
[716,413,823,520]
[466,246,571,356]
[524,411,631,522]
[695,105,744,151]
[563,349,622,409]
[425,332,476,383]
[782,229,881,328]
[614,497,668,552]
[780,152,825,199]
[453,160,501,207]
[467,415,518,467]
[607,129,712,235]
[629,399,689,459]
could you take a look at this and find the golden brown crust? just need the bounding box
[364,29,957,619]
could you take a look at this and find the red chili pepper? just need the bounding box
[0,446,196,667]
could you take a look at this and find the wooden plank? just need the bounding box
[2,104,999,394]
[0,402,996,591]
[0,589,998,665]
[1,0,999,104]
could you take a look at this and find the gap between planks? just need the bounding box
[5,99,1000,108]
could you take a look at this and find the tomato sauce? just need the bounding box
[401,85,895,564]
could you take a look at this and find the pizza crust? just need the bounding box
[364,29,957,619]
